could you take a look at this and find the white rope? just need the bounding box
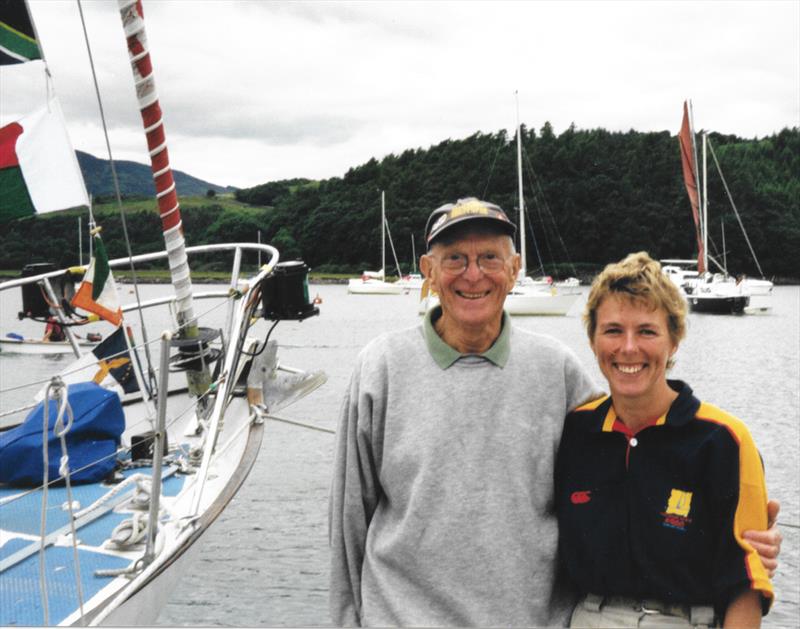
[39,384,52,625]
[72,473,147,520]
[107,512,150,549]
[52,386,86,622]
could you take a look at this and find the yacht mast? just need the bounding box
[117,0,210,399]
[515,91,526,277]
[381,190,386,280]
[702,131,709,274]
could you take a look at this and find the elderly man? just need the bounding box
[329,198,780,627]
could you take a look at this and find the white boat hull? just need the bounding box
[347,278,404,295]
[85,395,264,626]
[418,289,581,316]
[0,337,97,355]
[504,289,581,316]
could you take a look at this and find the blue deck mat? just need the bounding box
[1,467,186,626]
[0,544,131,626]
[0,466,186,538]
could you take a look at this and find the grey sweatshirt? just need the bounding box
[329,310,601,626]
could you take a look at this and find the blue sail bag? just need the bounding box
[0,382,124,486]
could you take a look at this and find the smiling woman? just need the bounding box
[556,251,774,629]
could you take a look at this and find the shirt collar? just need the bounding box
[595,380,700,432]
[422,306,512,369]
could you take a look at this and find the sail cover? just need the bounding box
[678,101,705,274]
[0,382,124,486]
[0,0,42,65]
[0,99,89,222]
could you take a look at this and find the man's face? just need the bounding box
[421,231,520,332]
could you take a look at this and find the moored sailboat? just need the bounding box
[347,191,403,295]
[0,2,325,625]
[504,92,581,316]
[676,101,772,315]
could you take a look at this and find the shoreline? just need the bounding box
[1,272,798,286]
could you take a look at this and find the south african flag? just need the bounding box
[0,0,42,65]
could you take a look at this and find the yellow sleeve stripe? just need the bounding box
[696,403,774,604]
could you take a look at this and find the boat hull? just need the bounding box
[0,338,97,355]
[88,405,265,626]
[418,290,581,316]
[347,279,404,295]
[504,291,581,316]
[688,294,749,314]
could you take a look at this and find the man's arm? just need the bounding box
[743,499,782,578]
[329,368,380,627]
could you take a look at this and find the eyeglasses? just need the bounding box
[435,253,509,275]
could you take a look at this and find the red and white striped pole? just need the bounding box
[118,0,210,398]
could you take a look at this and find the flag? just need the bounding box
[72,232,123,326]
[35,326,141,402]
[0,0,42,65]
[90,326,139,394]
[0,100,90,222]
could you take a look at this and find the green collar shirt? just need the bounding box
[422,306,511,369]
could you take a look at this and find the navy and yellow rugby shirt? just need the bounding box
[555,380,773,617]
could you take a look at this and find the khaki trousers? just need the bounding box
[571,594,718,628]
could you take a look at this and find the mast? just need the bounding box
[117,0,210,399]
[381,190,386,280]
[701,131,709,274]
[515,91,526,278]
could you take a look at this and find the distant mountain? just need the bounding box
[76,151,234,198]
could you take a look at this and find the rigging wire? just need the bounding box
[707,138,767,278]
[521,144,580,278]
[481,134,507,200]
[75,0,157,391]
[384,218,404,278]
[0,292,234,397]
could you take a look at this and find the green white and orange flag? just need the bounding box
[72,231,123,326]
[0,100,89,222]
[0,0,42,65]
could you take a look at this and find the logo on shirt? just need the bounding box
[661,488,693,531]
[570,490,592,504]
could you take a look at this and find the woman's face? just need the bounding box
[591,295,678,407]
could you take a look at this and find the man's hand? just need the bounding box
[743,499,782,578]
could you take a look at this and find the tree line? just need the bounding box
[236,123,799,280]
[1,124,798,280]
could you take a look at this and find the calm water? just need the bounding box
[1,284,798,627]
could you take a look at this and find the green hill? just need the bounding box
[76,150,233,198]
[1,126,797,280]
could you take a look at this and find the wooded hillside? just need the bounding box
[235,124,798,279]
[1,125,797,280]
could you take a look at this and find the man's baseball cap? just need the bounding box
[425,197,516,246]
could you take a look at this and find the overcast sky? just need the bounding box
[2,0,798,189]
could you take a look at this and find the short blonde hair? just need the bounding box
[584,251,687,347]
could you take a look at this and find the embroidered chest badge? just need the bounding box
[570,490,591,504]
[662,488,693,531]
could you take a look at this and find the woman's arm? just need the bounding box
[724,590,761,628]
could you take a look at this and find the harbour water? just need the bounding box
[1,283,798,626]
